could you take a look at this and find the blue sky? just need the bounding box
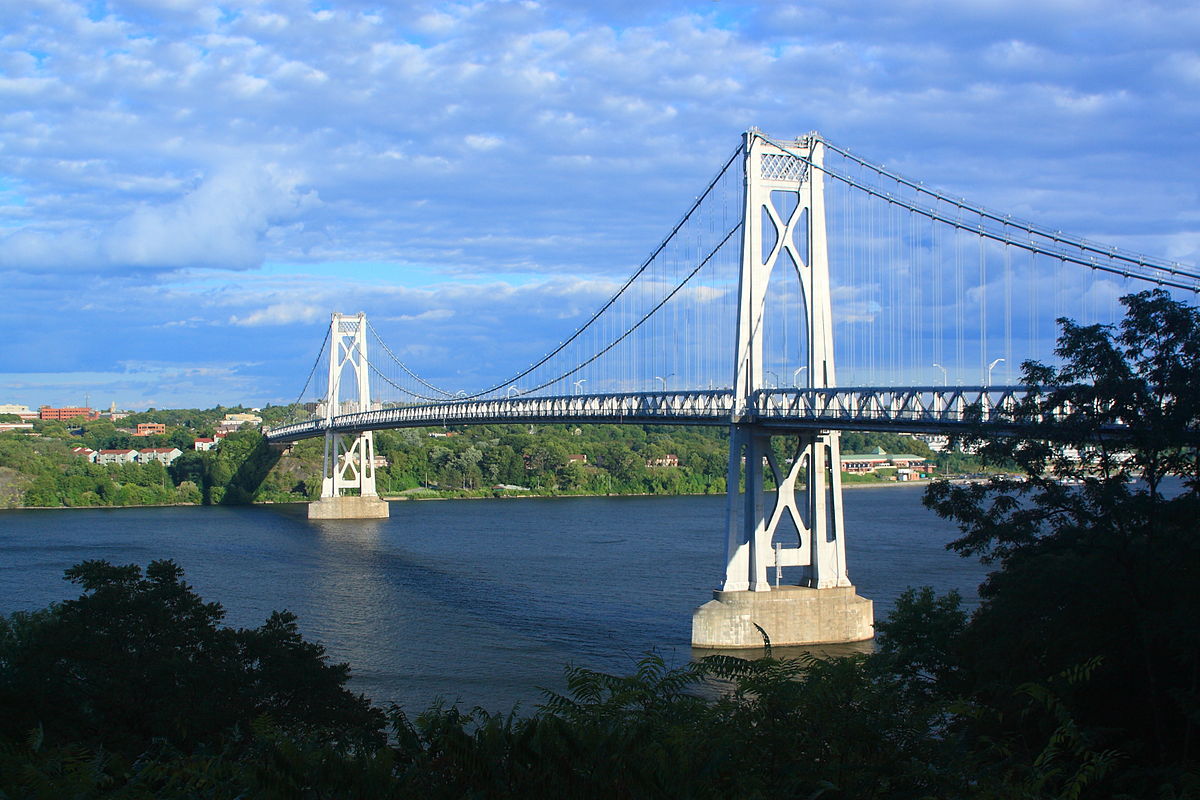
[2,0,1198,409]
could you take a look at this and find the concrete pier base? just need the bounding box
[307,496,390,520]
[691,585,873,648]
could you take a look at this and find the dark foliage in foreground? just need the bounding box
[0,560,384,766]
[924,290,1200,787]
[1,565,1195,798]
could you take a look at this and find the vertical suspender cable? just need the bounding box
[979,215,987,385]
[955,220,964,385]
[1004,241,1012,385]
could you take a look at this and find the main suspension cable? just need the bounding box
[766,134,1200,292]
[815,135,1200,282]
[366,319,454,398]
[457,144,744,400]
[516,222,743,396]
[292,325,331,409]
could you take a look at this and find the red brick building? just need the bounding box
[39,406,99,421]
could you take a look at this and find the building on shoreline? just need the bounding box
[842,449,935,480]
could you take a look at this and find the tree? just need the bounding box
[923,290,1200,774]
[170,448,208,488]
[167,427,195,451]
[0,560,384,759]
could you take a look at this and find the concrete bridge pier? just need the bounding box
[692,586,873,649]
[309,493,389,519]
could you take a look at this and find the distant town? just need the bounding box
[0,403,265,469]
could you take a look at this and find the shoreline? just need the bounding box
[2,479,941,511]
[384,478,936,502]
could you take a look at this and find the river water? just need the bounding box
[0,487,989,713]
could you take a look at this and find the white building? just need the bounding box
[216,412,264,433]
[0,403,37,420]
[96,448,138,465]
[137,447,183,466]
[913,434,950,453]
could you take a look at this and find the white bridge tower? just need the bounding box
[693,130,873,647]
[308,312,389,520]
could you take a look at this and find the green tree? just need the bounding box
[167,427,195,451]
[923,290,1200,776]
[170,449,208,488]
[174,480,203,504]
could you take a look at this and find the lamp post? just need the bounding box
[572,379,586,396]
[654,373,674,392]
[506,386,519,398]
[793,366,808,387]
[987,358,1005,387]
[932,363,948,386]
[766,370,780,389]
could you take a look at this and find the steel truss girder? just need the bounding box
[265,385,1064,442]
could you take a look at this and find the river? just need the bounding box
[0,487,989,713]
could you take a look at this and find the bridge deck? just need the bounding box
[265,386,1051,441]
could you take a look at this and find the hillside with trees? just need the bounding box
[0,413,949,508]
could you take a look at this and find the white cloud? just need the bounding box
[1,0,1199,407]
[229,302,325,327]
[464,134,503,151]
[386,309,456,323]
[0,163,317,273]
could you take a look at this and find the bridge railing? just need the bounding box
[266,385,1098,442]
[749,386,1050,434]
[264,390,740,441]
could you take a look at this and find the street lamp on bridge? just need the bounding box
[987,358,1005,387]
[793,366,807,387]
[654,373,674,391]
[572,379,587,395]
[932,363,948,386]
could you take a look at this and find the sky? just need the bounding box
[2,0,1199,410]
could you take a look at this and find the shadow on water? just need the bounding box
[690,639,875,662]
[303,514,666,649]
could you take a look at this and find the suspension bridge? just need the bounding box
[264,129,1198,648]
